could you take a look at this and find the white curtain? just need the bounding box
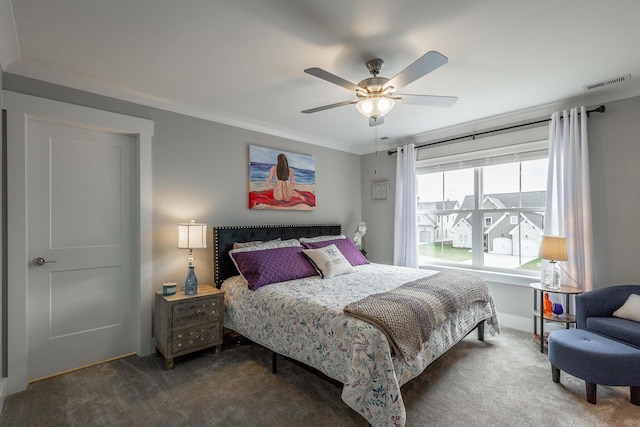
[544,106,594,291]
[393,143,418,267]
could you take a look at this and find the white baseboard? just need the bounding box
[0,377,7,413]
[496,312,532,333]
[496,312,569,334]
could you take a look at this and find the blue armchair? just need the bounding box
[548,285,640,405]
[576,285,640,348]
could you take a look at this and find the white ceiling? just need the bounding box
[4,0,640,154]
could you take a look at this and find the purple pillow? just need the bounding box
[230,246,318,290]
[302,238,369,266]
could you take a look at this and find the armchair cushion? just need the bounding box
[586,317,640,349]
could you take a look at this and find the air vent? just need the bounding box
[583,74,631,91]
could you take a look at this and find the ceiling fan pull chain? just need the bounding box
[374,121,378,156]
[373,122,379,174]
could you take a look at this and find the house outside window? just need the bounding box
[417,200,460,245]
[416,147,548,275]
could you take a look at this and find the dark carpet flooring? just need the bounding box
[2,327,639,426]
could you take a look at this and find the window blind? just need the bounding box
[416,125,548,174]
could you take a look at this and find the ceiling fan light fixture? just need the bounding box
[303,51,454,121]
[356,96,395,118]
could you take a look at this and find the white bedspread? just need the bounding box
[222,263,499,427]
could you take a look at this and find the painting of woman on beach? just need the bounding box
[248,145,316,210]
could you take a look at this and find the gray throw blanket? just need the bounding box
[344,270,497,362]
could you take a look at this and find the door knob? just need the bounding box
[32,257,57,266]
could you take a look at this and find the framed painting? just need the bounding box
[372,180,389,201]
[248,145,316,210]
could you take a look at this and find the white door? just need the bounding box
[27,118,136,380]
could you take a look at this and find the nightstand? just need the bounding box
[154,284,224,369]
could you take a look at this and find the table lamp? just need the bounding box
[539,235,568,290]
[178,220,207,295]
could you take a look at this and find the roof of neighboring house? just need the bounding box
[458,191,546,210]
[417,201,460,229]
[486,211,546,237]
[417,200,460,211]
[453,213,472,228]
[518,212,545,232]
[417,213,438,228]
[483,196,506,209]
[452,191,546,228]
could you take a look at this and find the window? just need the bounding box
[416,150,548,275]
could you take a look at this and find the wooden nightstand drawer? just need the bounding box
[172,297,221,327]
[171,321,222,354]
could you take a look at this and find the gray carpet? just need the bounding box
[2,328,639,426]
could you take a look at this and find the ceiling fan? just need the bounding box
[301,51,458,126]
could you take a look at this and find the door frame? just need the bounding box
[4,91,154,393]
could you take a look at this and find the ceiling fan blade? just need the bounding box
[369,116,384,127]
[398,94,458,108]
[304,67,361,92]
[301,100,358,114]
[384,51,448,92]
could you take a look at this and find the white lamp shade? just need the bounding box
[356,96,395,118]
[178,221,207,249]
[539,235,567,261]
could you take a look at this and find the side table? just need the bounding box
[154,284,224,369]
[529,282,583,353]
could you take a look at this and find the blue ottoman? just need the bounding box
[548,329,640,405]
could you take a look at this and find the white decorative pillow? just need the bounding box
[613,294,640,323]
[303,244,353,279]
[299,234,346,244]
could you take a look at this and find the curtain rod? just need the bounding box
[387,105,606,155]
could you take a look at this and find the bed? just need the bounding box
[214,224,499,427]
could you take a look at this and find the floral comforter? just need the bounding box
[222,263,499,427]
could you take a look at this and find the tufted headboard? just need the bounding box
[213,224,342,287]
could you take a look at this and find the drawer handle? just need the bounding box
[177,343,182,348]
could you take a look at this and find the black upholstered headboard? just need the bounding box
[213,224,342,287]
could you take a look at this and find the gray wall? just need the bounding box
[360,151,397,264]
[5,73,640,330]
[361,95,640,325]
[2,74,362,291]
[589,95,640,286]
